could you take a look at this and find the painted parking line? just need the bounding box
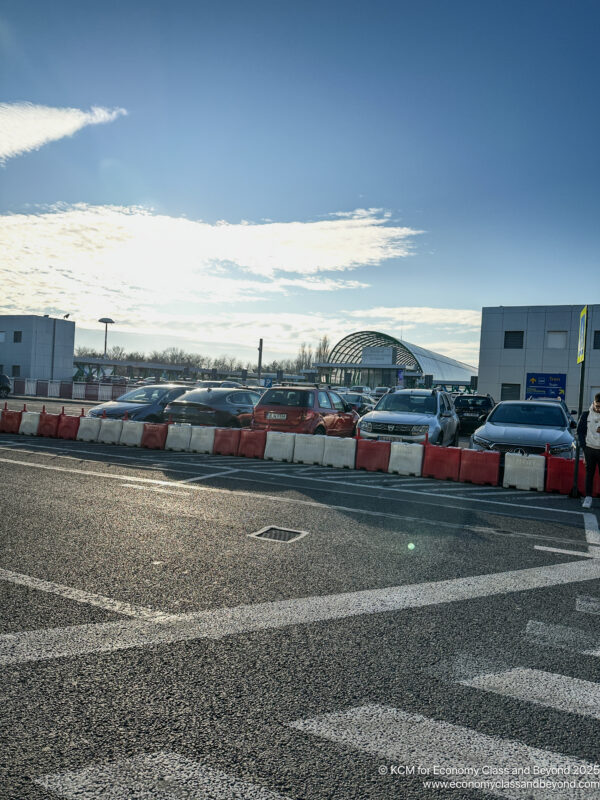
[179,468,238,483]
[122,484,193,497]
[533,545,597,559]
[460,667,600,720]
[584,513,600,557]
[0,567,178,622]
[525,620,600,657]
[36,751,291,800]
[288,704,600,798]
[2,559,600,666]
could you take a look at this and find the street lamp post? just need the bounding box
[98,318,115,358]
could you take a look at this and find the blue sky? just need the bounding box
[1,0,598,366]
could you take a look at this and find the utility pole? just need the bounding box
[257,338,263,386]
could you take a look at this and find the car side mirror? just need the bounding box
[478,414,488,423]
[570,420,577,429]
[570,409,577,415]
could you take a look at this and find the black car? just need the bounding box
[343,392,376,417]
[165,387,262,427]
[0,374,10,399]
[87,384,189,422]
[454,394,495,434]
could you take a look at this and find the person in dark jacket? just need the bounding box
[576,392,600,508]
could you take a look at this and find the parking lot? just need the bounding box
[1,425,600,799]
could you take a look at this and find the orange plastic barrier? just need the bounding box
[238,429,267,458]
[355,439,391,472]
[422,444,462,481]
[0,404,23,434]
[213,427,241,456]
[37,407,62,438]
[458,449,500,486]
[546,456,600,496]
[57,412,83,440]
[140,422,169,449]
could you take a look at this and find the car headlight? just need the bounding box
[411,425,429,435]
[359,421,372,432]
[472,434,491,448]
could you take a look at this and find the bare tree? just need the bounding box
[314,335,330,363]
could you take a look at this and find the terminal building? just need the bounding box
[313,330,477,389]
[477,304,600,409]
[0,315,75,381]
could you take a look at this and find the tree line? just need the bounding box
[75,336,331,374]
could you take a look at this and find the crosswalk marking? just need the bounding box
[461,667,600,720]
[288,704,600,799]
[525,619,600,656]
[2,559,600,665]
[35,751,290,799]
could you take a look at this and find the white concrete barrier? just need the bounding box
[76,417,102,442]
[72,383,86,400]
[98,418,124,445]
[25,379,37,395]
[98,385,112,401]
[388,442,424,476]
[503,452,546,491]
[19,412,41,436]
[293,433,325,465]
[264,431,296,462]
[119,420,145,447]
[166,424,193,451]
[189,426,215,454]
[48,381,61,397]
[322,436,356,469]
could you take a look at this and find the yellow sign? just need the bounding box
[577,305,587,364]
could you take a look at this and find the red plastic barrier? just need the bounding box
[57,412,82,440]
[238,429,267,458]
[213,427,241,456]
[84,384,99,401]
[38,409,61,437]
[458,449,500,486]
[36,380,49,397]
[13,379,25,394]
[422,444,462,481]
[140,422,168,449]
[59,382,73,399]
[0,405,23,434]
[355,439,391,472]
[546,456,600,496]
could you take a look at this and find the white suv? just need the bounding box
[357,389,460,445]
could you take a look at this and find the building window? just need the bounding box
[504,331,524,349]
[13,331,22,343]
[11,365,20,377]
[501,383,521,401]
[546,330,567,349]
[594,331,600,349]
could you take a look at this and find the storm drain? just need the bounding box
[249,526,308,543]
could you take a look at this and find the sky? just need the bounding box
[1,0,599,368]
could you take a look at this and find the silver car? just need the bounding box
[357,389,460,445]
[470,400,576,457]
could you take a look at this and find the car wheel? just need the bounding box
[314,426,326,435]
[0,388,8,399]
[452,429,460,447]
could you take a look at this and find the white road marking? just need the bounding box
[288,704,600,799]
[2,559,600,665]
[0,567,178,622]
[179,468,237,483]
[36,751,290,800]
[461,667,600,720]
[576,595,600,614]
[534,545,596,558]
[583,512,600,557]
[525,620,600,657]
[122,484,191,496]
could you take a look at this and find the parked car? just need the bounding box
[251,385,358,436]
[165,387,262,427]
[343,392,377,417]
[0,374,11,399]
[372,386,390,401]
[87,384,189,422]
[194,380,242,388]
[350,385,372,395]
[453,394,495,434]
[470,400,577,457]
[357,389,460,445]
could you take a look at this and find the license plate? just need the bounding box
[464,413,478,417]
[378,435,398,441]
[266,412,287,420]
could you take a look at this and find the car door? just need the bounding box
[226,391,256,426]
[317,390,336,433]
[329,391,356,436]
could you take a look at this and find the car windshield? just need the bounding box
[376,394,437,414]
[171,389,220,404]
[258,389,314,407]
[488,403,566,427]
[116,386,169,404]
[454,397,492,409]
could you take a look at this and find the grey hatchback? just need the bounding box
[470,400,576,457]
[357,389,460,445]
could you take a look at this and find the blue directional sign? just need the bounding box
[526,372,566,399]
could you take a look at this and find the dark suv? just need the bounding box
[251,385,358,436]
[453,394,495,434]
[0,374,10,399]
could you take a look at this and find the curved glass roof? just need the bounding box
[327,330,477,383]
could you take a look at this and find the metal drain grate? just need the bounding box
[249,526,308,543]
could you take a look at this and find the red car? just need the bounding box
[251,385,358,436]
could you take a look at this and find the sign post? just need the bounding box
[572,306,588,497]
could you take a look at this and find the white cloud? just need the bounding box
[0,103,127,162]
[347,305,481,329]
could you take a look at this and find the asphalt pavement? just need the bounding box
[0,435,599,799]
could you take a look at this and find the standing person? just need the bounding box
[577,393,600,508]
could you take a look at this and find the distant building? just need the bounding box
[0,315,75,381]
[478,305,600,409]
[314,330,477,388]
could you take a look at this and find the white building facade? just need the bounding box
[0,315,75,381]
[478,305,600,410]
